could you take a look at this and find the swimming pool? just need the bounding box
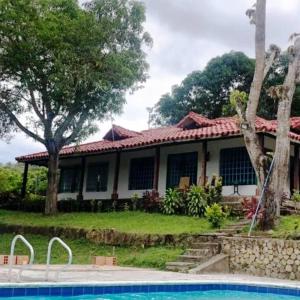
[1,283,300,299]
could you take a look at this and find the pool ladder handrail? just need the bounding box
[8,234,35,282]
[45,237,72,281]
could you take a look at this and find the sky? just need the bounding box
[1,0,300,163]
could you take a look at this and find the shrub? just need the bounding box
[206,175,223,204]
[242,196,265,221]
[142,190,161,213]
[131,193,139,211]
[186,185,207,217]
[161,188,182,215]
[292,190,300,202]
[205,203,227,228]
[22,194,45,212]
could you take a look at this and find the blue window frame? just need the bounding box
[219,147,256,186]
[86,162,109,192]
[59,166,81,193]
[166,152,198,188]
[129,157,154,190]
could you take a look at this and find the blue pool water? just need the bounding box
[1,284,300,299]
[1,291,300,300]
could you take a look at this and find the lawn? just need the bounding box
[272,215,300,238]
[0,210,233,235]
[0,233,182,269]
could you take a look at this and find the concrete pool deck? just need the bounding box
[0,265,300,289]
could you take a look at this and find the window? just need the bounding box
[86,162,109,192]
[166,152,198,189]
[59,166,81,193]
[220,147,256,186]
[129,157,154,190]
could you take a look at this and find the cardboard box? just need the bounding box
[0,255,29,265]
[91,256,117,266]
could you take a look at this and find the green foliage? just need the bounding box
[186,185,207,217]
[131,193,139,211]
[161,188,182,215]
[292,190,300,202]
[23,194,46,212]
[123,202,130,212]
[229,90,248,110]
[0,0,151,142]
[205,203,227,228]
[0,164,47,195]
[0,0,151,213]
[0,166,22,193]
[206,175,223,204]
[151,52,255,125]
[27,167,48,195]
[151,52,300,126]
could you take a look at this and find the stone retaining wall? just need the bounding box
[221,236,300,280]
[0,224,218,248]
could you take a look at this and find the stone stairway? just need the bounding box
[165,241,220,273]
[217,219,250,235]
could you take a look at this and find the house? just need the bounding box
[16,112,300,201]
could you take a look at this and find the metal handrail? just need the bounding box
[248,157,275,237]
[8,235,34,282]
[45,237,72,281]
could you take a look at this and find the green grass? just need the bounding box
[0,210,233,235]
[0,233,182,269]
[272,215,300,238]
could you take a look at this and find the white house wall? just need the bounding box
[58,135,292,200]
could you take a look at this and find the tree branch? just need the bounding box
[61,112,89,146]
[53,109,78,141]
[29,88,45,122]
[245,0,266,125]
[264,44,281,79]
[0,103,45,144]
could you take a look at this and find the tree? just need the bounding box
[151,51,300,126]
[0,0,151,214]
[151,52,254,125]
[232,0,300,229]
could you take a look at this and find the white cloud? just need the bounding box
[1,0,299,163]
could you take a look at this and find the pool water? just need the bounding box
[3,291,300,300]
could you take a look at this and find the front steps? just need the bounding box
[189,253,229,274]
[217,219,250,235]
[165,242,220,273]
[165,220,250,273]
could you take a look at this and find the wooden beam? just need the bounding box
[200,141,207,186]
[294,145,300,191]
[77,157,86,201]
[153,146,160,191]
[112,151,121,200]
[21,162,29,199]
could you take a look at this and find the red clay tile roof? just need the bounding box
[103,124,141,140]
[176,111,214,128]
[16,113,300,162]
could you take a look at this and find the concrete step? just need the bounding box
[185,248,210,256]
[178,255,207,263]
[165,261,196,273]
[190,242,220,254]
[217,229,239,235]
[189,254,230,274]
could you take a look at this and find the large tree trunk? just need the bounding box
[45,152,59,215]
[235,0,300,230]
